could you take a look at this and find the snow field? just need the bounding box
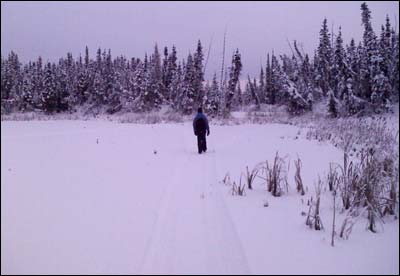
[1,121,398,274]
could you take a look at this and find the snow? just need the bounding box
[1,120,399,274]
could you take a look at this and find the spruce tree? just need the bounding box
[317,18,333,96]
[193,40,204,107]
[225,49,242,115]
[206,73,221,115]
[265,53,273,103]
[161,46,169,102]
[170,63,182,110]
[333,26,347,99]
[181,53,196,114]
[41,62,58,113]
[20,66,34,111]
[167,45,178,105]
[146,44,164,110]
[259,67,265,103]
[360,2,379,101]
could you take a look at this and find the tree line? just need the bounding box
[1,3,398,117]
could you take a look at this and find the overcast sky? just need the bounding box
[1,1,399,80]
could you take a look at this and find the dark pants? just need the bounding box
[197,134,207,153]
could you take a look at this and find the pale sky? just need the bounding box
[1,1,399,79]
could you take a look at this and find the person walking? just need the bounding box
[193,107,210,154]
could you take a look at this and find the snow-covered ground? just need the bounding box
[1,120,399,274]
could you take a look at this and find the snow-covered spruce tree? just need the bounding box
[114,55,129,112]
[285,79,309,115]
[1,56,14,113]
[298,51,314,110]
[160,45,178,105]
[265,53,273,104]
[360,2,380,102]
[144,44,164,111]
[252,77,258,102]
[161,46,170,102]
[316,18,333,96]
[234,81,243,109]
[301,54,313,89]
[270,53,282,104]
[31,56,44,110]
[342,76,363,116]
[41,62,58,114]
[242,80,252,106]
[133,53,151,112]
[130,59,148,112]
[371,72,391,113]
[102,49,122,113]
[54,64,69,112]
[346,38,361,98]
[0,56,5,96]
[180,53,197,114]
[84,46,90,69]
[259,67,266,103]
[77,46,94,106]
[117,55,133,109]
[1,51,22,113]
[280,50,312,114]
[378,20,390,79]
[60,53,79,110]
[166,45,178,105]
[85,49,106,112]
[244,75,260,109]
[107,70,123,114]
[333,26,348,100]
[205,73,221,115]
[193,40,205,108]
[170,63,183,111]
[131,60,145,111]
[224,49,242,116]
[379,16,397,102]
[20,65,35,111]
[203,81,211,112]
[391,30,399,99]
[75,65,89,107]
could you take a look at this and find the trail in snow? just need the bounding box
[139,128,250,274]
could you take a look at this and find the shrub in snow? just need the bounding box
[337,148,398,237]
[339,205,365,239]
[328,148,399,237]
[221,172,245,196]
[222,173,231,186]
[245,165,260,190]
[294,157,305,195]
[337,152,362,210]
[306,178,324,231]
[263,152,288,197]
[327,163,340,192]
[232,174,246,196]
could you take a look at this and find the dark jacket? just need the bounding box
[193,112,210,136]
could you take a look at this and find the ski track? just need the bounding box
[139,128,251,274]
